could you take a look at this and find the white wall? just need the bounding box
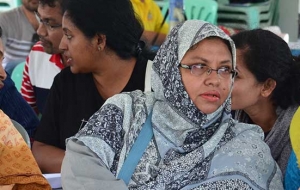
[278,0,298,42]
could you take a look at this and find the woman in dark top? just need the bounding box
[231,29,300,176]
[32,0,154,173]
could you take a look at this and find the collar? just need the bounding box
[49,53,64,70]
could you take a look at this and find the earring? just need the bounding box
[98,46,101,51]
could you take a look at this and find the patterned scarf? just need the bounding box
[74,20,282,189]
[235,105,298,175]
[0,110,51,190]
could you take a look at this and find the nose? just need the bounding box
[37,22,47,37]
[0,62,6,82]
[206,68,220,76]
[59,35,67,52]
[204,69,220,86]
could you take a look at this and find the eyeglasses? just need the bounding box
[35,12,62,31]
[179,63,238,79]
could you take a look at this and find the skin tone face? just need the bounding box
[59,12,100,74]
[0,38,6,90]
[22,0,39,12]
[180,38,233,114]
[231,49,265,111]
[36,3,63,54]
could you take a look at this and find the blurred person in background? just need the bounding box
[131,0,169,47]
[21,0,67,116]
[0,0,39,75]
[0,26,39,138]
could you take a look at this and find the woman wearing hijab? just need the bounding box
[61,20,283,189]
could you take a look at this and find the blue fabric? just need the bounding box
[285,150,300,190]
[291,49,300,56]
[117,112,153,185]
[0,74,39,137]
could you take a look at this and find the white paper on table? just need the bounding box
[43,173,62,188]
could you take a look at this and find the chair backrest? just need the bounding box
[11,61,25,92]
[0,0,21,12]
[11,119,31,148]
[155,0,169,23]
[217,0,275,30]
[184,0,218,25]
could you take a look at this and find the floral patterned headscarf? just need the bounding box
[72,20,282,189]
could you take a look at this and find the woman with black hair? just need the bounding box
[33,0,154,173]
[231,29,300,176]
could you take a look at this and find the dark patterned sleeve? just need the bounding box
[72,103,125,174]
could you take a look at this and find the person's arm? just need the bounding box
[32,141,65,173]
[21,56,39,114]
[0,75,39,137]
[32,73,63,173]
[62,139,128,190]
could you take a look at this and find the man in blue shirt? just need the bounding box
[0,26,39,138]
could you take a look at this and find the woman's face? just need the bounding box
[180,38,233,114]
[59,12,99,74]
[0,38,6,89]
[231,49,264,110]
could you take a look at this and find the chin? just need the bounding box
[70,66,79,74]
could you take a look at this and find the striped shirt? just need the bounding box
[21,42,64,114]
[0,6,37,68]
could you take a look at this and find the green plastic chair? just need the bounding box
[0,0,22,12]
[184,0,218,25]
[11,62,25,92]
[11,119,31,148]
[155,0,169,23]
[217,0,278,30]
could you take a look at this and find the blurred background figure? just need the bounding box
[285,107,300,190]
[21,0,66,116]
[131,0,169,47]
[0,0,39,75]
[0,26,38,138]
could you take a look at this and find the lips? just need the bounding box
[40,39,50,47]
[200,91,220,102]
[66,57,73,65]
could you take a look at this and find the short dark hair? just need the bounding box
[39,0,62,8]
[231,29,300,109]
[62,0,154,60]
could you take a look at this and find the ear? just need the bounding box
[260,78,276,98]
[93,34,106,51]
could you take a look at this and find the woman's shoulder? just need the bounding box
[76,90,155,138]
[209,122,283,189]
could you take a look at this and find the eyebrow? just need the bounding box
[35,11,58,23]
[190,56,232,65]
[62,28,70,33]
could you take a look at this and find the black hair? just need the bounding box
[231,29,300,109]
[39,0,62,8]
[0,26,2,38]
[62,0,155,60]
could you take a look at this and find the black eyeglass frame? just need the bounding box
[35,11,62,31]
[179,63,238,78]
